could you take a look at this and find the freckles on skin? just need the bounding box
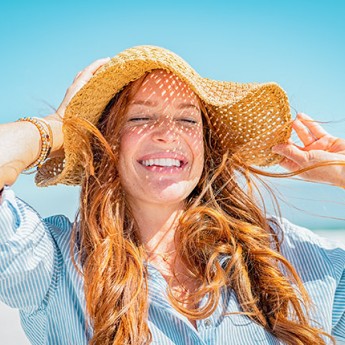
[118,70,205,205]
[124,126,204,171]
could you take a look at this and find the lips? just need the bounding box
[137,152,188,171]
[141,158,182,167]
[138,153,188,165]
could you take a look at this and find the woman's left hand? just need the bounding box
[271,113,345,188]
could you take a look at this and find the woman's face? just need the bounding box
[118,69,204,207]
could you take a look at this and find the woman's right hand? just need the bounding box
[44,57,111,156]
[0,57,111,190]
[51,57,111,121]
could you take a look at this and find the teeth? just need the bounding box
[141,158,181,167]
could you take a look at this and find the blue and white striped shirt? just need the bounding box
[0,186,344,344]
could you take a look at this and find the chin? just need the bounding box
[145,184,195,205]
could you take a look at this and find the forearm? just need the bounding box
[0,58,110,190]
[0,115,63,188]
[43,114,64,157]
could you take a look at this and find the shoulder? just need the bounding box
[267,215,345,283]
[43,214,74,234]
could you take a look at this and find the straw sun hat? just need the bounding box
[35,45,292,187]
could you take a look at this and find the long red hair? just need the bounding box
[65,71,338,344]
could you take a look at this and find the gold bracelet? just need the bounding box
[16,117,53,175]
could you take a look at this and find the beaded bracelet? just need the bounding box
[32,116,54,152]
[16,117,53,174]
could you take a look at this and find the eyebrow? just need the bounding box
[129,99,200,111]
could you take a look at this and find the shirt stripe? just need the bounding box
[0,186,344,344]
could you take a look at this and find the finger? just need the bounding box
[296,113,330,140]
[73,57,111,82]
[73,71,83,82]
[287,137,304,150]
[292,118,316,147]
[272,143,308,165]
[278,157,301,172]
[81,57,111,75]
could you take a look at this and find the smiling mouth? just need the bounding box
[138,158,187,168]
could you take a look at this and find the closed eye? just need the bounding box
[128,117,151,122]
[179,118,199,124]
[127,116,200,124]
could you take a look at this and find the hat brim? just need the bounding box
[35,45,292,186]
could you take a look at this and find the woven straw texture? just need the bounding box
[35,45,292,187]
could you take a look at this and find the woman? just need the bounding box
[0,45,344,345]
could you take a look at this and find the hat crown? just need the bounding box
[35,45,292,187]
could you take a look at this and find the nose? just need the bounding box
[151,118,179,143]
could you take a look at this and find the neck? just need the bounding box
[127,198,185,253]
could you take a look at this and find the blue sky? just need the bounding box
[1,0,344,229]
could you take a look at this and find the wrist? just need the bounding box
[43,114,64,154]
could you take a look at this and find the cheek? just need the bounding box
[186,127,204,156]
[119,128,144,160]
[118,132,138,191]
[118,135,138,183]
[183,128,204,175]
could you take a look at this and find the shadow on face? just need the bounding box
[117,69,205,207]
